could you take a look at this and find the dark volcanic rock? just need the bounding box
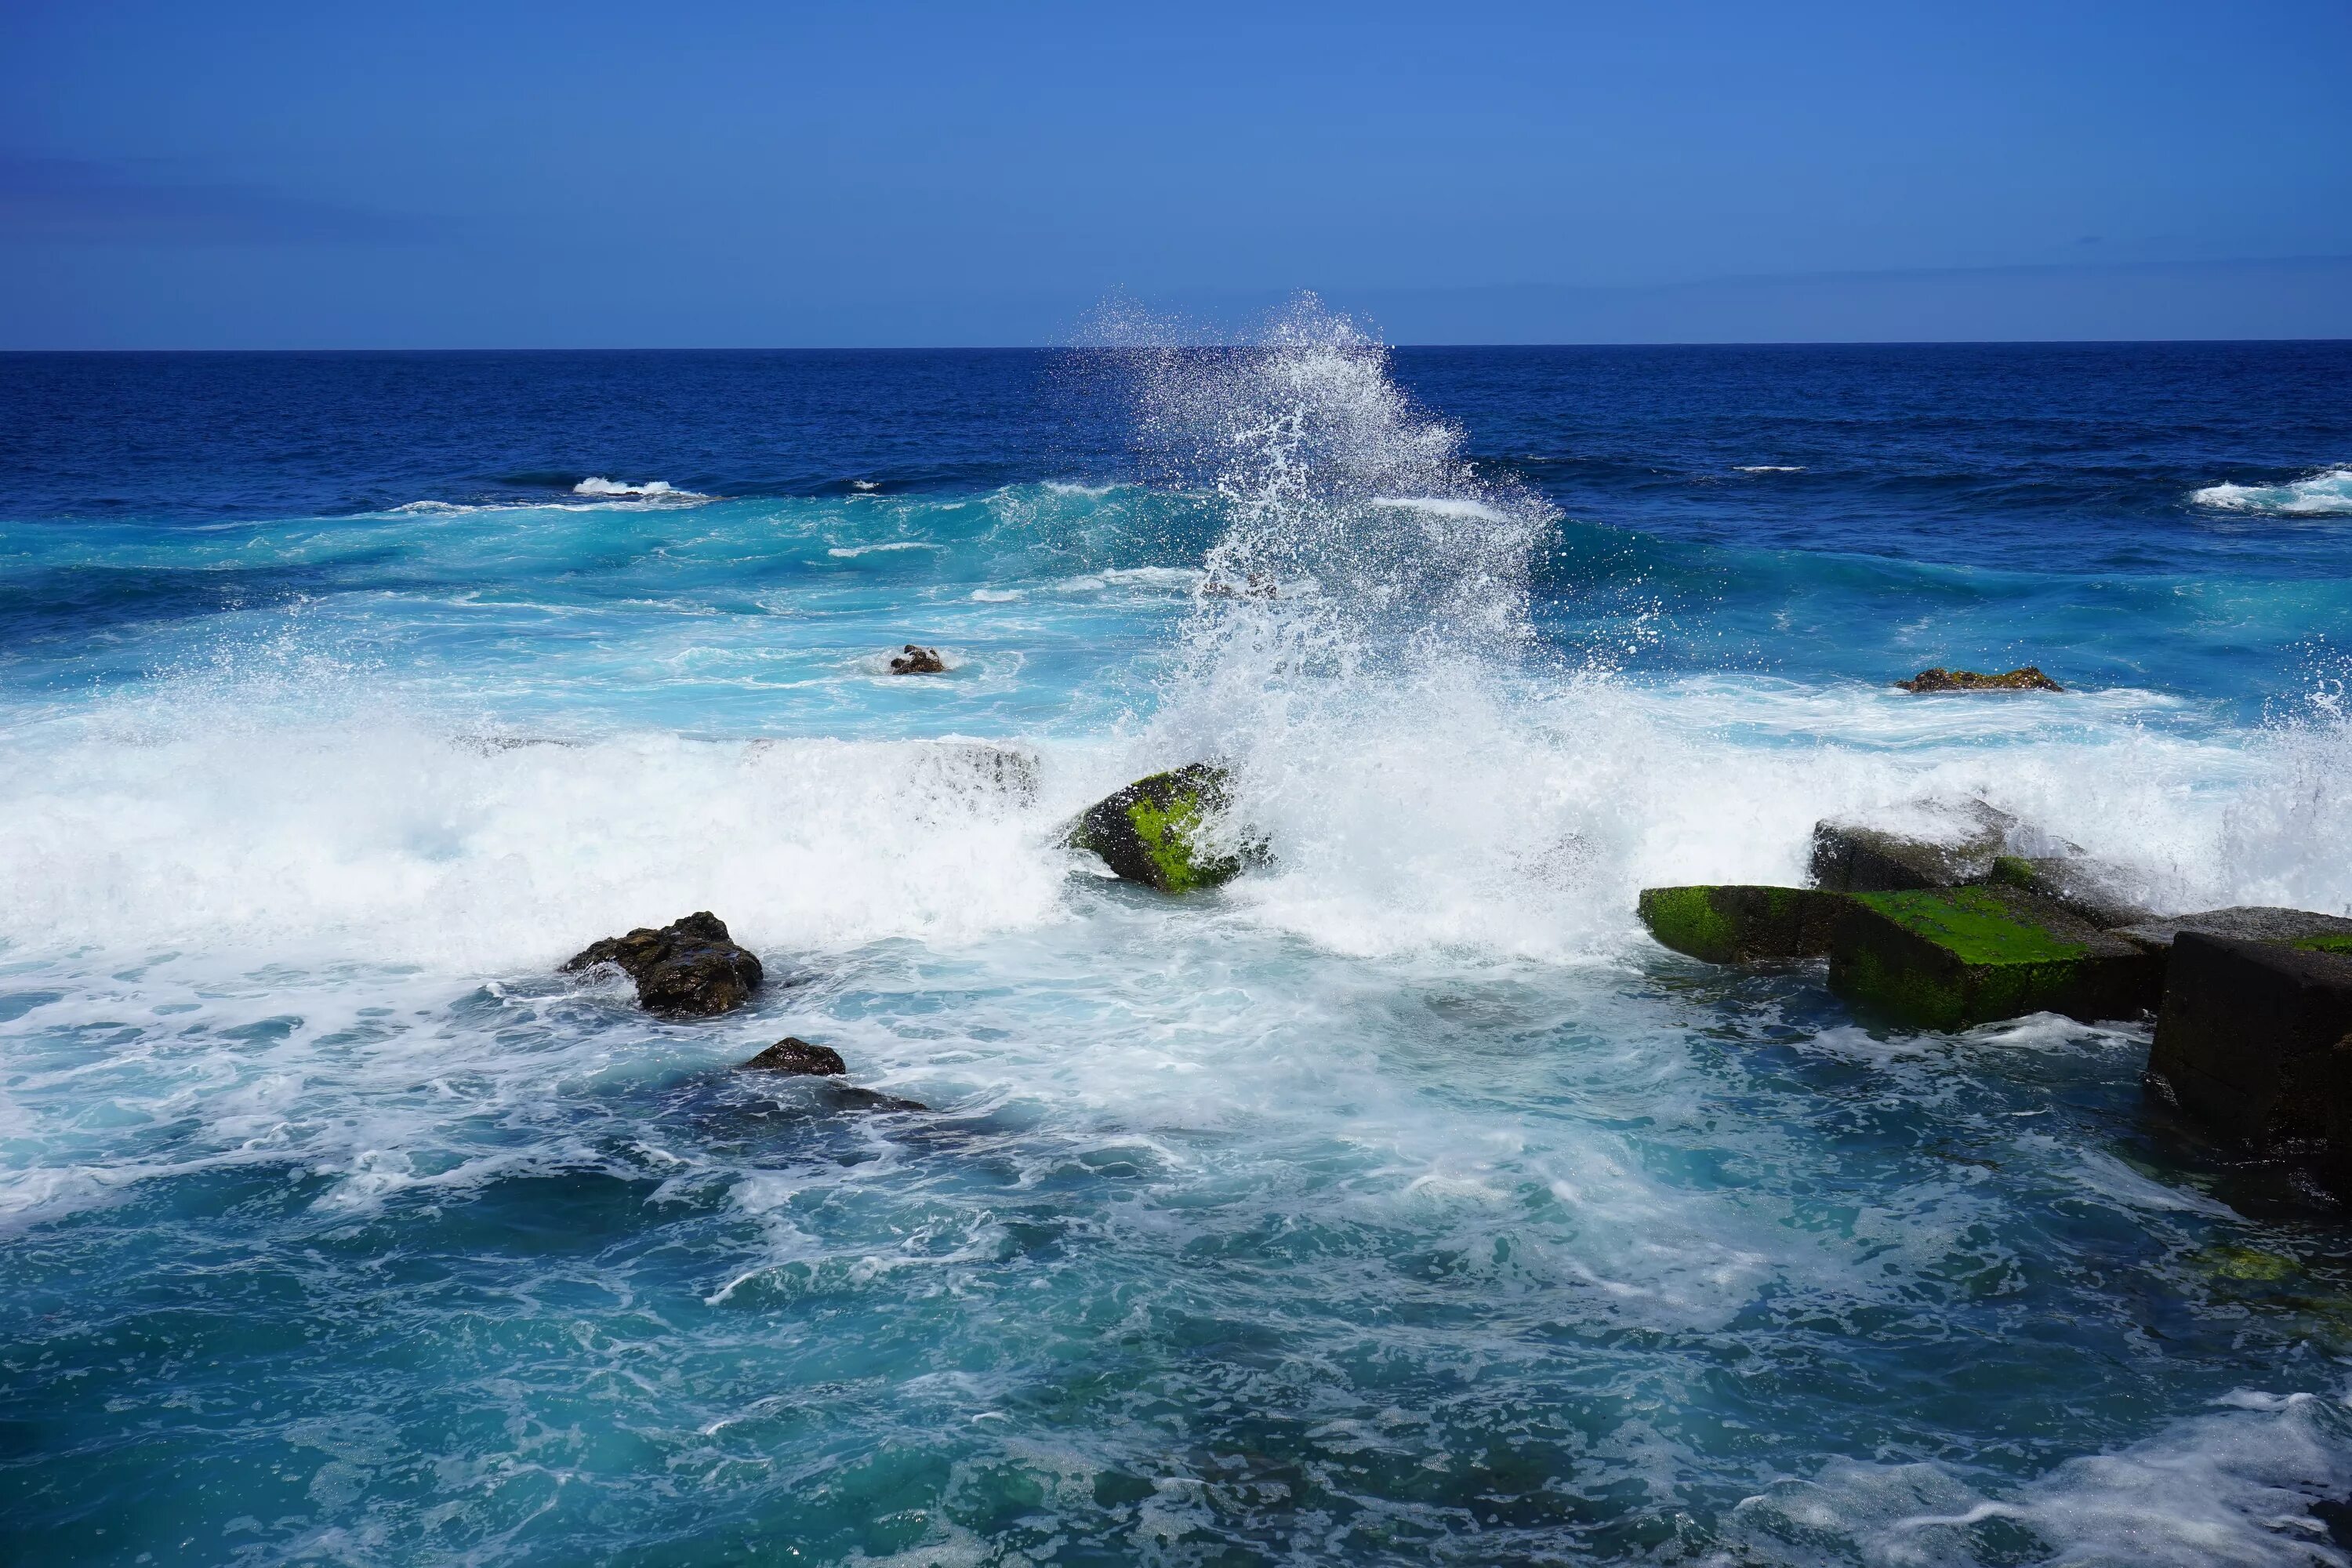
[1809,800,2015,893]
[1065,763,1261,892]
[2145,933,2352,1149]
[741,1036,846,1076]
[1637,885,1850,964]
[826,1083,930,1112]
[890,644,948,674]
[561,911,764,1017]
[1897,666,2065,693]
[1828,884,2164,1029]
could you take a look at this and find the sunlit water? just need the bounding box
[5,325,2352,1564]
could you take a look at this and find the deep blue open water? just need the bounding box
[4,321,2352,1565]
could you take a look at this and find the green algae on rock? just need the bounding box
[1989,853,2155,929]
[1066,764,1258,892]
[1828,884,2164,1030]
[1637,885,1850,964]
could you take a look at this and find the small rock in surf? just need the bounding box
[740,1036,847,1076]
[1897,666,2064,693]
[561,911,763,1017]
[890,644,949,674]
[1065,763,1264,892]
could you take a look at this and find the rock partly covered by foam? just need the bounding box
[2145,933,2352,1152]
[740,1036,846,1076]
[1066,764,1261,892]
[1827,884,2164,1030]
[1896,666,2064,693]
[561,911,764,1017]
[1809,799,2016,893]
[1989,854,2156,930]
[889,644,948,674]
[1637,885,1849,964]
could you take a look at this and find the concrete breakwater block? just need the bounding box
[2118,906,2352,955]
[2144,932,2352,1150]
[1827,884,2164,1030]
[1809,800,2016,893]
[1637,885,1850,964]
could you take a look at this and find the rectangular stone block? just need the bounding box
[1828,884,2165,1030]
[1809,799,2013,892]
[1637,885,1849,964]
[2145,932,2352,1149]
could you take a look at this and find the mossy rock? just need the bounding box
[1065,764,1259,893]
[2194,1243,2299,1283]
[1989,854,2154,929]
[1828,884,2164,1030]
[1637,885,1850,964]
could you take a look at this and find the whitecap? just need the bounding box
[1736,465,1806,474]
[826,541,942,557]
[2192,466,2352,517]
[572,477,710,501]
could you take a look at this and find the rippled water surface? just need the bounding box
[4,329,2352,1565]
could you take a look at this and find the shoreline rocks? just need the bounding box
[1065,764,1261,892]
[1809,800,2014,892]
[1828,884,2163,1029]
[1637,885,1848,964]
[561,912,764,1017]
[2144,934,2352,1151]
[1896,666,2064,693]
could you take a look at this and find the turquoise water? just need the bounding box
[5,321,2352,1564]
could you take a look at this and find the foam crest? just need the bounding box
[2194,466,2352,517]
[0,682,1068,971]
[1730,1391,2352,1566]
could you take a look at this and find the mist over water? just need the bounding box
[4,329,2352,1564]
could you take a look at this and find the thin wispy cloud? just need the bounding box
[0,153,437,245]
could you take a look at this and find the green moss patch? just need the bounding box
[1829,884,2161,1029]
[1066,764,1255,893]
[1637,885,1847,965]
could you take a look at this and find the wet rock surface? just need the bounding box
[1638,885,1849,964]
[1827,884,2164,1030]
[1896,666,2065,693]
[740,1036,846,1076]
[1066,763,1261,892]
[1990,854,2156,929]
[889,644,947,673]
[2118,906,2352,954]
[1809,799,2015,892]
[561,911,764,1018]
[2145,933,2352,1150]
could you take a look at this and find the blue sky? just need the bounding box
[3,1,2347,347]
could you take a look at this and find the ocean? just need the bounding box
[4,316,2352,1565]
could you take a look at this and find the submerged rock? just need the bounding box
[1897,666,2064,693]
[1638,885,1849,964]
[740,1036,846,1076]
[1827,884,2163,1029]
[1809,800,2015,893]
[890,644,948,674]
[2144,933,2352,1151]
[561,911,764,1018]
[1066,764,1261,892]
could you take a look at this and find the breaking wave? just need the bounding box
[2194,466,2352,517]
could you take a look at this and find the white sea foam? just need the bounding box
[2194,466,2352,517]
[1730,1391,2352,1566]
[573,476,709,500]
[1737,464,1806,474]
[827,540,943,557]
